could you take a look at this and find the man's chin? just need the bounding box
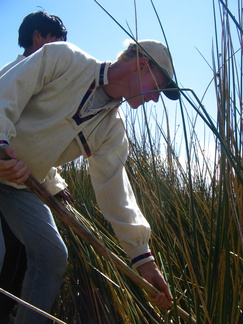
[128,100,140,109]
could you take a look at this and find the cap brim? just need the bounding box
[162,81,180,100]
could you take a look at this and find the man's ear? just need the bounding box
[32,30,41,40]
[139,56,149,70]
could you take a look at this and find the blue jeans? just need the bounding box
[0,183,68,324]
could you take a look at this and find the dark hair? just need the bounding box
[18,11,67,48]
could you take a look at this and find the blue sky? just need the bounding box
[1,0,219,99]
[0,0,239,160]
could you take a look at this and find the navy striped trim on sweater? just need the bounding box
[0,140,9,145]
[72,80,96,126]
[72,62,107,126]
[78,132,91,157]
[99,62,106,86]
[72,62,108,157]
[131,252,153,265]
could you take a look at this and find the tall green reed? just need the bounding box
[124,1,242,322]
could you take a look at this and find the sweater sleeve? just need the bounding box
[0,50,46,142]
[88,113,154,268]
[0,42,76,143]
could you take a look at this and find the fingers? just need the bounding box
[149,292,172,309]
[137,261,173,309]
[148,280,173,309]
[5,146,18,159]
[154,274,173,302]
[0,156,30,184]
[162,281,173,302]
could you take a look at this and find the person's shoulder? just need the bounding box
[40,42,100,67]
[43,41,82,54]
[0,55,25,77]
[42,42,91,62]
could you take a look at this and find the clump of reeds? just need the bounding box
[52,1,242,323]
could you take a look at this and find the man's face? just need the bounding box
[125,60,167,109]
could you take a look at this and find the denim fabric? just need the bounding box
[0,183,68,324]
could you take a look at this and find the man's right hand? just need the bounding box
[0,146,30,184]
[137,261,173,309]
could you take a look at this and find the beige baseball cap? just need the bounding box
[127,39,180,100]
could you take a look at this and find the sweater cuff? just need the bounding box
[0,140,9,146]
[131,252,155,269]
[128,244,155,269]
